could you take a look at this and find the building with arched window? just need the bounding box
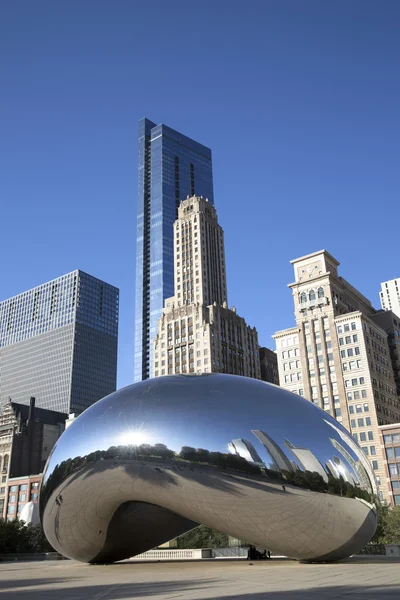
[273,249,400,505]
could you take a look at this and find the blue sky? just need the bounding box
[1,1,399,390]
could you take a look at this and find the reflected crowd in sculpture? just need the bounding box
[40,374,378,563]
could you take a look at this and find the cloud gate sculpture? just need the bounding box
[40,374,378,563]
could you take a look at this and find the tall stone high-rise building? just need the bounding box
[0,270,119,414]
[259,347,279,385]
[134,118,214,382]
[273,250,400,503]
[152,196,260,379]
[380,278,400,317]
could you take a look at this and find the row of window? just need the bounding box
[350,417,372,428]
[299,288,325,303]
[388,463,400,477]
[284,372,302,383]
[348,403,369,414]
[339,334,358,345]
[337,322,358,333]
[353,430,374,444]
[340,347,361,358]
[386,447,400,459]
[345,377,365,387]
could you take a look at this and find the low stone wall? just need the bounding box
[0,552,67,562]
[132,548,213,560]
[385,545,400,557]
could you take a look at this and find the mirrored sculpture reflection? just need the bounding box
[40,374,378,563]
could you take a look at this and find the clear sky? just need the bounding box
[1,1,399,390]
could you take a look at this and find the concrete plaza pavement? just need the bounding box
[0,556,399,599]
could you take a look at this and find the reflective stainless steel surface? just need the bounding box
[40,374,378,563]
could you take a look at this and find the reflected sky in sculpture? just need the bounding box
[40,374,378,564]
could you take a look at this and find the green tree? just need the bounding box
[176,525,229,549]
[381,506,400,544]
[0,519,54,554]
[370,504,389,544]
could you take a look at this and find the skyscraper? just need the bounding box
[134,118,214,382]
[152,196,260,379]
[0,270,119,414]
[380,278,400,316]
[273,250,400,503]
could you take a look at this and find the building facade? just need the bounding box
[134,118,214,382]
[152,196,260,379]
[5,474,42,522]
[379,423,400,506]
[0,270,119,414]
[380,278,400,317]
[0,398,66,519]
[273,250,400,503]
[259,347,279,385]
[372,311,400,396]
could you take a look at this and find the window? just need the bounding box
[7,505,15,514]
[345,336,351,344]
[370,446,376,455]
[300,292,307,303]
[357,418,364,427]
[348,405,354,414]
[356,404,362,413]
[350,419,356,428]
[368,431,374,441]
[372,460,378,470]
[360,432,366,442]
[309,290,315,301]
[353,334,358,343]
[366,417,371,426]
[318,287,324,298]
[363,403,369,411]
[389,464,398,476]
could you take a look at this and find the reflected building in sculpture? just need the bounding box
[228,438,264,466]
[284,439,328,482]
[134,119,214,382]
[152,196,260,378]
[40,374,378,564]
[326,457,357,485]
[251,429,294,472]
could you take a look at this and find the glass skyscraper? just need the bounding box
[134,118,214,381]
[0,270,119,414]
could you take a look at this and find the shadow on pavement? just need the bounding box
[1,581,400,600]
